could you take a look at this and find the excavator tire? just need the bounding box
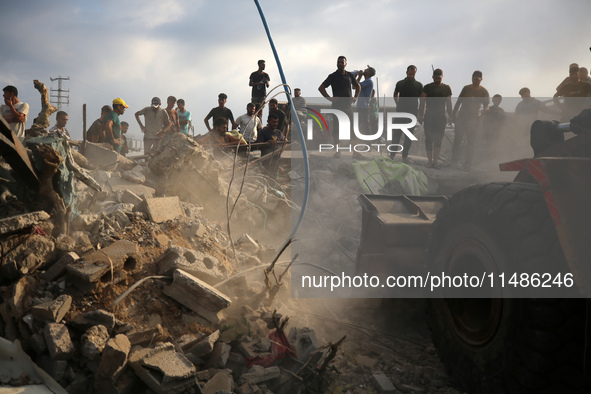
[427,182,589,393]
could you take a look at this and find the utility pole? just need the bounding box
[50,76,70,110]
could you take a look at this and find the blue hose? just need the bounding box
[254,0,310,253]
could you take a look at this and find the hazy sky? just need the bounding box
[1,0,590,139]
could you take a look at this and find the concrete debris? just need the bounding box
[31,294,72,323]
[186,329,220,358]
[84,142,120,171]
[239,365,281,385]
[130,343,196,394]
[71,309,116,333]
[66,240,139,289]
[203,370,234,394]
[43,323,75,360]
[0,210,50,235]
[236,233,260,253]
[94,334,131,393]
[163,269,231,323]
[40,251,79,281]
[81,325,110,360]
[121,169,146,184]
[155,245,226,285]
[145,196,185,223]
[125,324,165,347]
[205,341,232,369]
[119,189,143,206]
[373,373,398,393]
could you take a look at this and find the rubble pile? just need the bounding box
[0,131,356,393]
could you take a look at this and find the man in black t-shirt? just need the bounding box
[318,56,360,154]
[250,60,270,117]
[392,65,423,161]
[204,93,237,132]
[418,68,452,168]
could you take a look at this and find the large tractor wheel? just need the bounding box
[427,182,589,393]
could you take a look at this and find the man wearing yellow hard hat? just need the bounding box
[104,98,129,153]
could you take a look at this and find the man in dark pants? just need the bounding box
[318,55,360,158]
[392,65,423,162]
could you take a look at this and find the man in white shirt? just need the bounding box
[235,103,261,143]
[1,85,29,140]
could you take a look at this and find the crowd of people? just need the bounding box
[2,59,590,166]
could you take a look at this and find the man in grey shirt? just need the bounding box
[135,97,170,153]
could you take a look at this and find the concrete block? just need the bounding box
[95,334,131,384]
[66,240,138,283]
[120,189,143,206]
[84,141,119,170]
[203,370,233,394]
[43,323,75,360]
[130,343,196,394]
[186,330,219,358]
[126,324,164,346]
[81,325,110,360]
[163,269,231,323]
[121,169,146,184]
[205,341,231,369]
[239,365,281,385]
[373,373,397,393]
[29,332,47,355]
[0,211,50,235]
[156,246,225,285]
[145,196,185,223]
[40,252,79,281]
[31,294,72,323]
[71,309,116,333]
[236,234,259,252]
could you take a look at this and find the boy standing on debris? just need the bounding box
[135,97,170,153]
[235,102,261,143]
[165,96,180,134]
[177,99,191,136]
[105,98,129,153]
[1,85,29,141]
[257,113,285,157]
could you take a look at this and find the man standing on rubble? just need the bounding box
[356,66,376,136]
[135,97,170,153]
[1,85,29,141]
[165,96,180,134]
[392,65,423,162]
[204,93,237,132]
[451,70,490,168]
[235,102,261,143]
[318,55,360,158]
[86,105,112,143]
[553,65,591,122]
[105,98,129,153]
[250,60,270,116]
[48,111,70,139]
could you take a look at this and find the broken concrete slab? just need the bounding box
[130,343,196,394]
[9,276,37,319]
[43,323,75,360]
[40,252,79,282]
[121,169,146,184]
[373,373,397,393]
[84,142,120,170]
[145,196,185,223]
[205,341,231,369]
[0,211,50,235]
[203,370,233,394]
[81,325,110,360]
[71,309,116,333]
[239,365,281,385]
[186,330,219,358]
[155,246,225,285]
[94,334,131,392]
[163,269,231,324]
[31,294,72,323]
[126,324,164,347]
[66,240,139,283]
[120,189,143,206]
